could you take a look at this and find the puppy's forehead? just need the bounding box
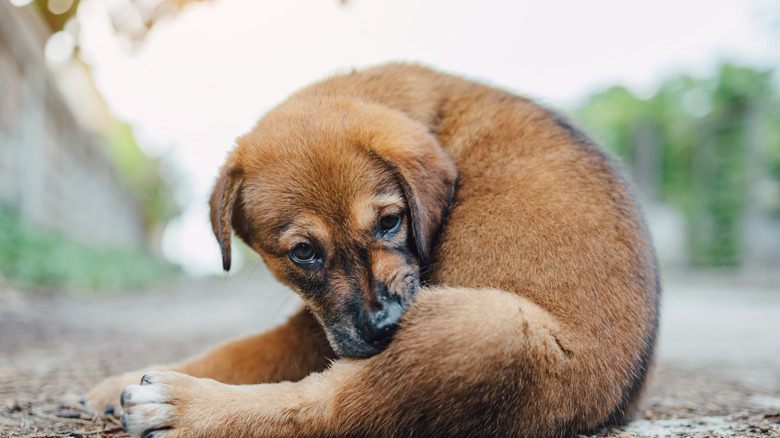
[240,143,402,237]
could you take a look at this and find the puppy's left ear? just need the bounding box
[209,163,245,272]
[374,134,457,263]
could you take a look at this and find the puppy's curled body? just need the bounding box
[88,63,660,438]
[286,63,659,435]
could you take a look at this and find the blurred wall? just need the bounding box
[0,1,145,249]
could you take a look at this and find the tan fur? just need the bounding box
[86,63,660,438]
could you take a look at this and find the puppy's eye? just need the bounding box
[290,243,318,264]
[378,214,402,235]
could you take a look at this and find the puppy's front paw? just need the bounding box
[120,371,216,438]
[84,369,153,417]
[121,370,313,438]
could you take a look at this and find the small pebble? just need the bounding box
[56,409,81,418]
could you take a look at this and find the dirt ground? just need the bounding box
[1,269,779,438]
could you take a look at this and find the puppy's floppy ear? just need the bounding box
[374,136,458,262]
[209,164,244,272]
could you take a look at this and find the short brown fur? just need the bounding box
[86,63,660,438]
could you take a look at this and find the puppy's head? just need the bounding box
[210,96,457,358]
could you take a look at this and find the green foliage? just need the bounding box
[105,123,180,231]
[575,85,646,161]
[575,63,780,266]
[0,207,179,292]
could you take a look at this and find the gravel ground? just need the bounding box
[1,269,779,437]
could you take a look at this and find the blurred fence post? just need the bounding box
[741,104,780,266]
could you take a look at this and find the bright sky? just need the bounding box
[71,0,777,275]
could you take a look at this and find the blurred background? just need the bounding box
[3,4,780,436]
[0,0,778,290]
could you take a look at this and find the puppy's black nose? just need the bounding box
[360,294,404,348]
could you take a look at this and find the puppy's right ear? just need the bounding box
[209,164,244,272]
[371,133,457,263]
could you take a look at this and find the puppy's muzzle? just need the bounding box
[358,285,405,349]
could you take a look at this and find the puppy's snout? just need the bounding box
[360,290,404,348]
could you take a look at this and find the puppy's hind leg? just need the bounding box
[325,286,580,437]
[119,287,606,438]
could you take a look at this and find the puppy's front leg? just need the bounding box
[85,307,333,417]
[172,306,333,384]
[120,287,582,438]
[120,370,336,438]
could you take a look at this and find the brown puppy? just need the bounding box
[85,63,660,437]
